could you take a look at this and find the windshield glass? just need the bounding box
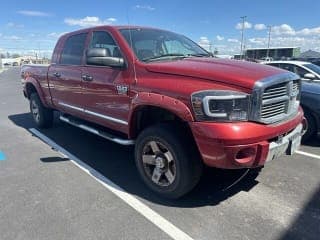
[119,28,210,62]
[304,63,320,75]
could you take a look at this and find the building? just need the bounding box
[0,56,50,67]
[245,47,300,61]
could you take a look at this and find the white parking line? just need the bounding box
[296,150,320,160]
[29,128,194,240]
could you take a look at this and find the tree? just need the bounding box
[0,53,5,59]
[11,54,21,58]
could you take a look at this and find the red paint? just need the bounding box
[22,26,304,169]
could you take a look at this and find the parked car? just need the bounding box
[262,60,320,141]
[262,60,320,82]
[301,82,320,141]
[21,26,306,198]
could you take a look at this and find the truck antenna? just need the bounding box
[126,9,138,84]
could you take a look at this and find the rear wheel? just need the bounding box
[30,93,53,128]
[135,123,203,199]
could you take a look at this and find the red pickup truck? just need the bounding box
[21,26,306,198]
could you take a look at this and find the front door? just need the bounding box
[81,31,131,131]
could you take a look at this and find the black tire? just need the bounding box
[302,109,317,142]
[30,93,53,128]
[135,123,203,199]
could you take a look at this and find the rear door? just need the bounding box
[81,31,131,130]
[48,32,88,116]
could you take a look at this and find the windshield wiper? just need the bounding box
[186,53,211,57]
[143,53,186,62]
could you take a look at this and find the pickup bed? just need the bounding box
[21,25,306,198]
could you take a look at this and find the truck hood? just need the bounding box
[145,58,285,89]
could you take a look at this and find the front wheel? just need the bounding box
[30,93,53,128]
[135,123,203,199]
[302,109,317,142]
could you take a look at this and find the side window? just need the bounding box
[294,66,308,77]
[89,31,121,59]
[268,63,280,68]
[279,63,294,73]
[60,33,87,65]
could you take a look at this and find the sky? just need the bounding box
[1,0,320,57]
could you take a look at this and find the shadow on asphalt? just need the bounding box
[9,112,261,207]
[279,184,320,240]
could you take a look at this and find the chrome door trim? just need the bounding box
[58,101,128,125]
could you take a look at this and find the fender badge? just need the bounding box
[116,85,129,95]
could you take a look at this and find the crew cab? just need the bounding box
[21,26,306,198]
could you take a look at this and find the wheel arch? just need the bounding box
[128,92,194,139]
[25,78,49,107]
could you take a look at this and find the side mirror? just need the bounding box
[86,48,125,68]
[303,73,316,80]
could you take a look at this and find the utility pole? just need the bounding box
[266,25,272,58]
[240,16,247,60]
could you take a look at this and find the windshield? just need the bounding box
[304,63,320,75]
[119,28,210,62]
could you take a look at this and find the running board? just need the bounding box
[59,115,135,146]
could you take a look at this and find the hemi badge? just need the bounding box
[116,85,129,95]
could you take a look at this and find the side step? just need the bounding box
[59,115,135,146]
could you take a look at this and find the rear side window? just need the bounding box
[60,33,87,65]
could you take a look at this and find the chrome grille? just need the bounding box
[261,101,287,118]
[262,83,287,100]
[251,73,300,124]
[261,82,288,120]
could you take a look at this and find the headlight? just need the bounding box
[191,90,250,122]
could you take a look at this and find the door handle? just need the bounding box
[82,74,93,81]
[53,72,61,78]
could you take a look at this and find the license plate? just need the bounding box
[266,127,302,162]
[288,133,301,155]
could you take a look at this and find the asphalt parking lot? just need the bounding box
[0,67,319,240]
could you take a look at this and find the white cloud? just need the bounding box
[64,16,117,27]
[254,24,266,31]
[198,36,211,50]
[249,38,265,45]
[216,35,224,41]
[134,5,155,11]
[7,22,24,28]
[296,26,320,36]
[4,35,21,40]
[228,38,239,43]
[272,24,295,35]
[17,10,51,17]
[47,32,66,38]
[235,21,252,30]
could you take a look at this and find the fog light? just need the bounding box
[235,147,256,164]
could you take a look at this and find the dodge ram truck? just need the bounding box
[21,26,306,198]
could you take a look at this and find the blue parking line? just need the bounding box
[0,151,6,161]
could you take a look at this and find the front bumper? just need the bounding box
[189,108,306,169]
